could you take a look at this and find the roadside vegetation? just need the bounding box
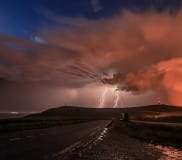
[0,117,93,132]
[135,116,182,123]
[113,120,182,149]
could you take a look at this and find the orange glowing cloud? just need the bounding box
[0,10,182,106]
[157,58,182,106]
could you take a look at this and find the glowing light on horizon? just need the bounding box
[10,112,19,115]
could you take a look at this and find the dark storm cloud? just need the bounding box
[0,34,100,87]
[0,9,182,107]
[36,10,182,106]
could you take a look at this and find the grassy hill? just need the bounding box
[0,105,181,132]
[26,104,182,121]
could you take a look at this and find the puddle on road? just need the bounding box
[96,127,108,141]
[154,145,182,160]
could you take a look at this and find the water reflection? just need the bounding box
[97,128,108,141]
[154,145,182,160]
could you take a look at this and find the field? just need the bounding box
[112,120,182,149]
[0,105,181,139]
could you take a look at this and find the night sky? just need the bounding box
[0,0,182,112]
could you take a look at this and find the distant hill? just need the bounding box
[27,106,125,120]
[1,105,181,132]
[27,105,182,121]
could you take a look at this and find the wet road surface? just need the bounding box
[0,120,109,160]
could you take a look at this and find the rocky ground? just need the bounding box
[56,127,169,160]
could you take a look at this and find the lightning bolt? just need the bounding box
[113,88,119,108]
[98,87,109,108]
[98,86,122,108]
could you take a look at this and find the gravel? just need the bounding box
[57,128,165,160]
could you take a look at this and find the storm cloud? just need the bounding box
[0,9,182,110]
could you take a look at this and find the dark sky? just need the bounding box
[1,0,181,39]
[0,0,182,112]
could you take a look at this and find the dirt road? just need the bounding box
[58,126,182,160]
